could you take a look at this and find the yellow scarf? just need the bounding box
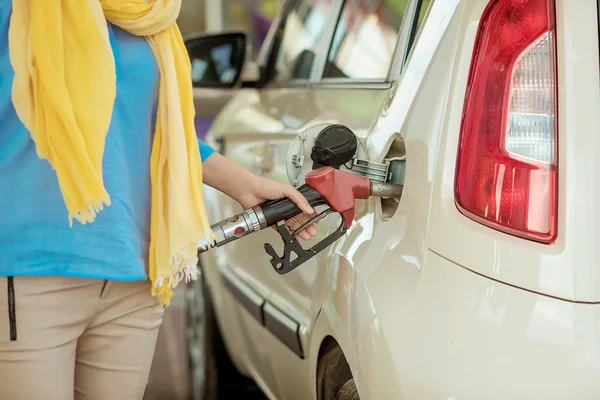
[8,0,214,305]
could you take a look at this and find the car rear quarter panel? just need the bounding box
[357,250,600,399]
[348,0,600,397]
[426,0,600,302]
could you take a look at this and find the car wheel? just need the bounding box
[333,379,359,400]
[185,265,218,400]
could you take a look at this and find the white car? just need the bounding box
[184,0,600,399]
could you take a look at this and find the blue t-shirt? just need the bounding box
[0,4,215,280]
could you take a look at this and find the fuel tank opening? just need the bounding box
[381,135,406,221]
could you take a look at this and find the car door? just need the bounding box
[204,0,430,397]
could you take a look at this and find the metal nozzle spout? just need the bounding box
[370,182,403,199]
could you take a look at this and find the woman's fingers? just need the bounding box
[285,212,317,241]
[280,184,314,216]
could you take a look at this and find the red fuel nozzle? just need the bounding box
[304,167,371,228]
[203,165,402,275]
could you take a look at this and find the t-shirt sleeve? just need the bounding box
[198,137,215,162]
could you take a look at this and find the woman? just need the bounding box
[0,1,316,399]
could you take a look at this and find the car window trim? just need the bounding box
[388,0,421,82]
[267,79,312,89]
[263,79,392,90]
[311,81,392,90]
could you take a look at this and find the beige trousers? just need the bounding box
[0,275,164,400]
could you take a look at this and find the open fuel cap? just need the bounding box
[310,124,357,169]
[286,123,392,187]
[286,123,370,187]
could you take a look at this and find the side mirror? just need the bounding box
[185,32,246,89]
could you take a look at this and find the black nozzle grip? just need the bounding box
[261,184,328,226]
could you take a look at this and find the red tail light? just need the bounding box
[455,0,558,243]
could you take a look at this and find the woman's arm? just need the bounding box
[201,152,317,240]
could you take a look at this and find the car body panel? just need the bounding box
[356,250,600,399]
[427,0,600,303]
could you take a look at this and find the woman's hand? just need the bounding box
[236,175,318,241]
[202,153,318,240]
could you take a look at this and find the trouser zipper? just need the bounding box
[7,277,16,341]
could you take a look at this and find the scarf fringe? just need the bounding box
[152,229,214,306]
[68,195,111,227]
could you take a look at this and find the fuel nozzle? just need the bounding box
[199,184,329,253]
[303,166,402,228]
[200,167,403,274]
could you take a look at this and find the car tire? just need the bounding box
[185,264,218,400]
[333,379,359,400]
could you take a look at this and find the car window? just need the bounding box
[272,0,334,82]
[323,0,407,80]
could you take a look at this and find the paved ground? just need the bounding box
[144,284,266,400]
